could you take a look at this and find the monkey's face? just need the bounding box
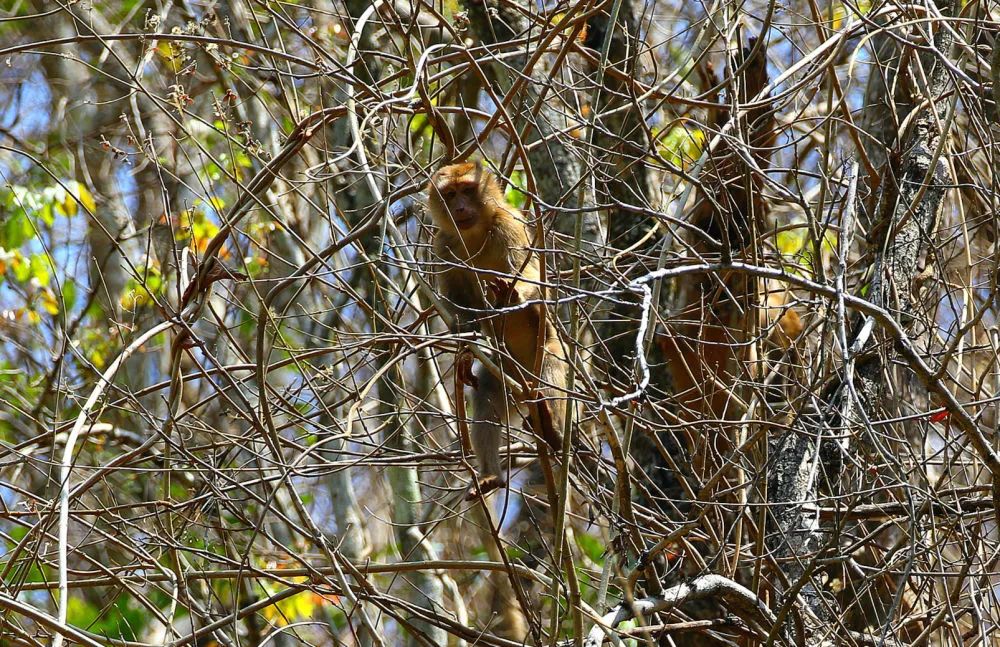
[437,180,482,230]
[428,163,492,232]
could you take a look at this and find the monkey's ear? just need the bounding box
[478,161,505,189]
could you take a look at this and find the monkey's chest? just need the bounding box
[489,308,541,375]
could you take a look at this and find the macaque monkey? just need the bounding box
[427,162,566,494]
[660,36,803,421]
[762,292,803,350]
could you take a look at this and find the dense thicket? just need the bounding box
[1,1,998,645]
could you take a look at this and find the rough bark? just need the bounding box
[465,0,601,244]
[766,6,956,640]
[587,0,653,240]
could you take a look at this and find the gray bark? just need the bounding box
[465,0,602,245]
[588,0,653,239]
[767,5,956,640]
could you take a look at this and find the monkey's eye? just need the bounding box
[443,189,455,199]
[461,186,476,195]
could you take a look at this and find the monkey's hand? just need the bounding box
[485,277,513,305]
[456,347,479,389]
[465,475,505,500]
[487,277,528,307]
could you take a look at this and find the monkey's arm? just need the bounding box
[484,275,543,310]
[438,267,488,334]
[490,208,545,306]
[433,229,488,334]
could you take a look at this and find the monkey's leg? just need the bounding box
[469,368,513,497]
[536,346,568,451]
[537,349,604,479]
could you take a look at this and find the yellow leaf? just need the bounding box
[119,288,149,311]
[776,229,806,256]
[75,182,96,213]
[157,41,183,73]
[40,288,59,315]
[0,248,17,274]
[829,3,847,29]
[658,124,706,169]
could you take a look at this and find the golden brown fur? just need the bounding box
[658,37,802,428]
[428,162,566,490]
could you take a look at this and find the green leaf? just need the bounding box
[29,254,51,287]
[67,595,147,639]
[2,209,33,248]
[658,125,705,169]
[504,170,528,209]
[39,203,55,227]
[12,255,31,282]
[409,112,429,136]
[776,228,806,256]
[618,619,640,647]
[235,151,254,168]
[575,532,606,564]
[62,280,77,311]
[67,597,100,629]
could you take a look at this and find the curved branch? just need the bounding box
[584,574,777,646]
[0,593,104,647]
[53,319,175,647]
